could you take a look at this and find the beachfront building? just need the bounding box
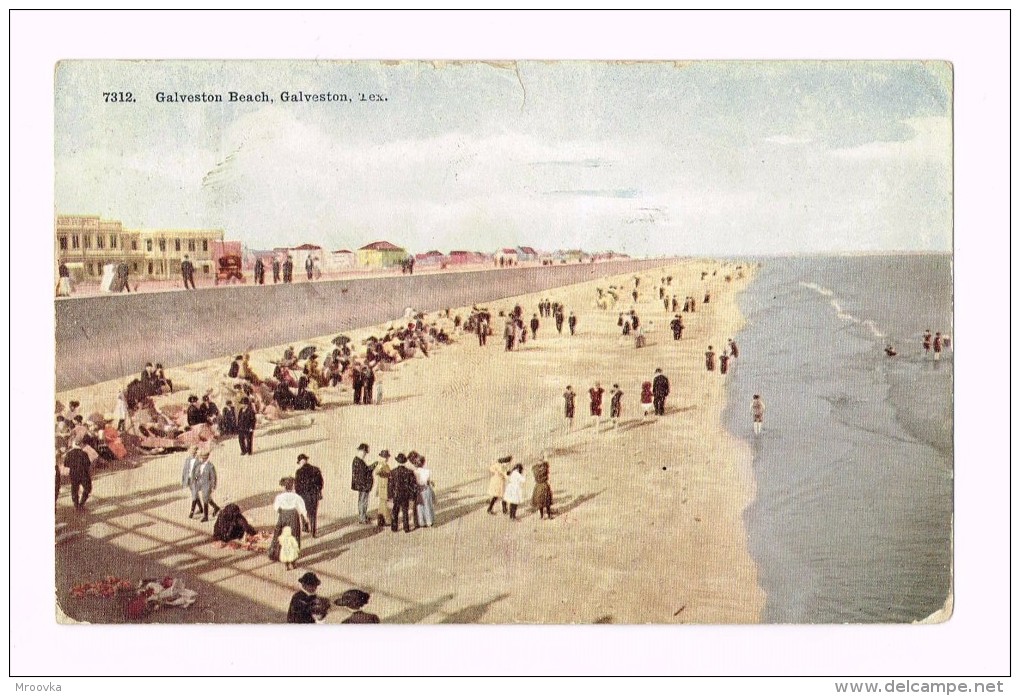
[448,250,489,266]
[414,250,447,268]
[357,240,407,268]
[283,243,324,275]
[324,249,357,271]
[495,248,519,265]
[516,246,539,262]
[55,214,223,281]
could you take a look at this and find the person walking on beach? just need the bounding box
[720,350,730,375]
[751,395,766,436]
[117,261,132,292]
[195,449,220,522]
[568,311,577,335]
[555,307,565,334]
[254,257,265,285]
[390,454,417,533]
[487,456,511,514]
[64,440,92,512]
[640,381,654,420]
[504,319,515,351]
[181,446,203,519]
[181,255,196,290]
[728,338,739,359]
[351,443,375,524]
[414,456,435,528]
[670,314,684,341]
[563,386,576,431]
[609,384,623,428]
[530,314,540,340]
[287,572,326,624]
[374,450,392,527]
[269,477,310,562]
[504,463,526,521]
[237,396,256,455]
[476,315,489,346]
[272,256,281,284]
[589,382,605,430]
[922,330,932,354]
[933,332,943,361]
[305,255,314,281]
[295,454,324,538]
[283,255,294,283]
[532,458,554,520]
[652,368,670,417]
[671,296,679,313]
[705,346,716,372]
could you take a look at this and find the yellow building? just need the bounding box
[55,215,223,281]
[357,240,407,268]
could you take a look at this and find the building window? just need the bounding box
[110,235,117,249]
[202,240,209,252]
[203,264,210,274]
[148,262,153,274]
[83,235,91,249]
[59,236,68,250]
[159,239,166,253]
[131,240,138,250]
[132,263,139,273]
[72,235,80,249]
[175,239,181,252]
[86,262,93,275]
[96,236,104,249]
[189,240,196,252]
[146,239,153,252]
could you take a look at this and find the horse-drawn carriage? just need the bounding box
[214,255,245,285]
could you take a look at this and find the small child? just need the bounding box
[279,526,300,570]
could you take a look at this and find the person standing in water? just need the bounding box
[751,395,765,436]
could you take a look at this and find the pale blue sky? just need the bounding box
[55,60,952,255]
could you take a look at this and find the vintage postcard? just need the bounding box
[53,59,953,626]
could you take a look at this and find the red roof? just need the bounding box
[501,248,517,254]
[519,246,538,256]
[449,250,471,256]
[360,241,405,251]
[333,249,354,254]
[292,243,323,250]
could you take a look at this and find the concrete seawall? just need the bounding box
[56,258,675,391]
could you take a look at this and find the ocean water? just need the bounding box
[723,254,953,623]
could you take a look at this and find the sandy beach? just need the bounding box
[55,259,763,624]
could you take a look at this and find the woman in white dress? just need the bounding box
[414,457,435,528]
[503,463,526,521]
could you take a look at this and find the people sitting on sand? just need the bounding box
[228,355,243,379]
[884,344,898,357]
[212,503,258,543]
[154,364,173,393]
[240,353,262,385]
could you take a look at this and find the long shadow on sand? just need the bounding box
[438,593,511,624]
[252,437,329,456]
[552,490,604,516]
[383,592,456,624]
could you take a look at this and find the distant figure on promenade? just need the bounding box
[705,346,716,372]
[609,384,623,428]
[305,255,314,281]
[652,368,670,416]
[728,338,739,359]
[56,262,73,296]
[568,311,577,335]
[751,395,766,436]
[351,443,375,524]
[237,396,256,456]
[487,455,511,515]
[272,257,281,284]
[589,382,605,429]
[532,459,554,520]
[283,255,294,283]
[563,386,576,431]
[720,350,730,375]
[181,255,196,290]
[287,572,327,624]
[117,261,132,292]
[922,329,932,354]
[295,454,324,538]
[530,314,540,340]
[640,381,654,420]
[671,315,684,341]
[254,257,265,285]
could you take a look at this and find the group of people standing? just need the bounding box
[486,454,553,520]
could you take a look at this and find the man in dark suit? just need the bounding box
[254,257,265,285]
[186,395,204,426]
[287,572,327,624]
[351,443,374,524]
[282,255,294,283]
[181,254,196,289]
[670,315,684,341]
[295,453,324,537]
[389,453,418,533]
[652,368,670,417]
[272,257,281,283]
[219,400,237,435]
[64,440,92,511]
[237,397,256,455]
